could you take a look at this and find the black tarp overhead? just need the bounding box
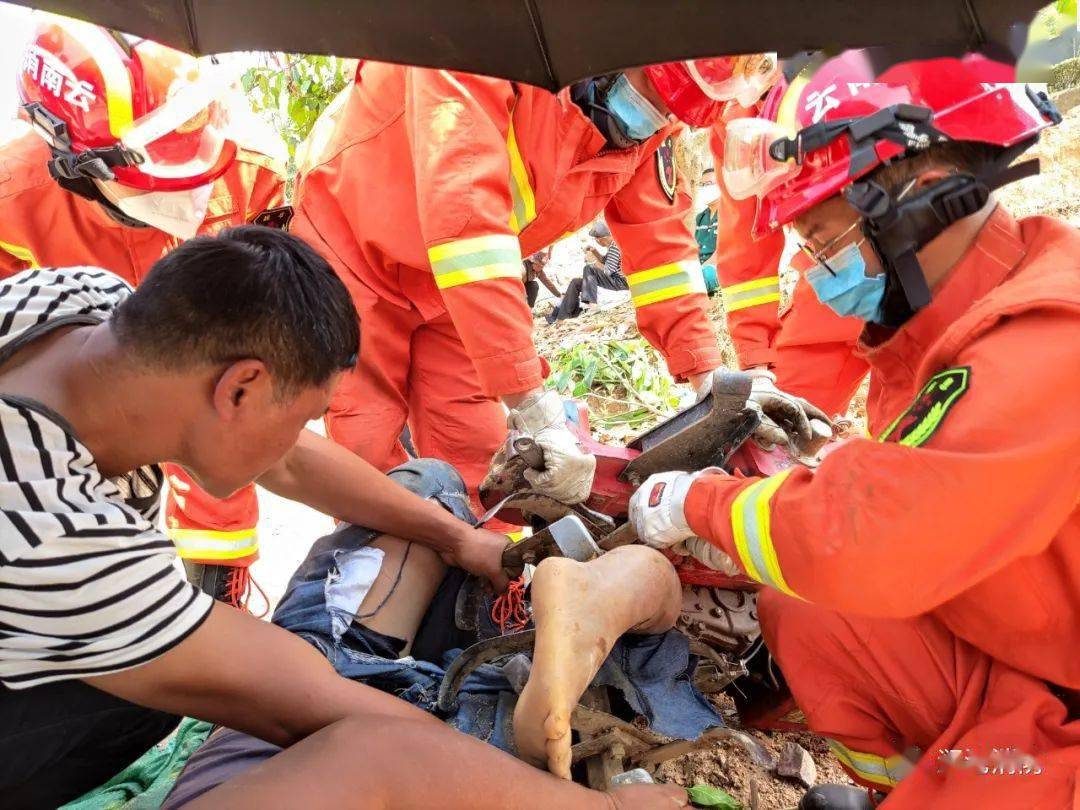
[1,0,1046,89]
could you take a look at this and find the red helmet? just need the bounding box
[720,50,1060,236]
[644,54,780,128]
[18,13,236,191]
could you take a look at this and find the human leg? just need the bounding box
[0,679,179,808]
[408,311,508,513]
[758,590,1080,807]
[514,546,683,779]
[324,295,417,471]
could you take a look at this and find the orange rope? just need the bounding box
[491,575,530,633]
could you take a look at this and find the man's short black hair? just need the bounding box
[111,225,359,397]
[870,141,1005,196]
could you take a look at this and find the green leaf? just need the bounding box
[686,784,741,809]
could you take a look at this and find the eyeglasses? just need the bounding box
[798,218,865,276]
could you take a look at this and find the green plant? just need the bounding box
[545,338,682,430]
[241,54,352,177]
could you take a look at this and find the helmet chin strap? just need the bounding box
[570,76,639,150]
[843,138,1042,328]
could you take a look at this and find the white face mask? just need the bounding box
[696,184,720,208]
[97,182,214,240]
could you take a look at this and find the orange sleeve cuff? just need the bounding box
[472,349,550,398]
[664,343,725,381]
[683,473,755,558]
[737,346,778,370]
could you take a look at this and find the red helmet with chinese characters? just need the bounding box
[719,50,1060,236]
[644,54,780,128]
[18,13,236,191]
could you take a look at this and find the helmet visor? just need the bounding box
[685,54,780,107]
[721,116,801,200]
[121,59,231,181]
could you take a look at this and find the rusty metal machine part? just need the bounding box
[678,586,760,655]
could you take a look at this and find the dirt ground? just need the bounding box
[247,103,1079,806]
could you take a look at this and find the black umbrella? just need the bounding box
[2,0,1045,88]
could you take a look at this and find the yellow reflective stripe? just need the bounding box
[507,120,536,234]
[0,241,40,269]
[722,276,781,296]
[627,260,706,308]
[723,275,782,313]
[428,234,522,290]
[428,234,519,263]
[828,740,909,787]
[729,469,799,597]
[726,291,782,312]
[49,14,134,137]
[169,528,258,561]
[434,263,522,289]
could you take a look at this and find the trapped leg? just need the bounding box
[513,545,682,778]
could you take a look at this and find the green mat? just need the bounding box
[60,718,212,810]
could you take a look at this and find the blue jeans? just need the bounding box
[165,459,723,808]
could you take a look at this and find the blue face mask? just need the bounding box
[806,241,887,322]
[605,73,668,142]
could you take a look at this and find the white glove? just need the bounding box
[507,390,596,504]
[695,368,832,453]
[628,471,701,549]
[671,537,742,576]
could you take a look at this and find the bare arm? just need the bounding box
[257,429,507,588]
[91,602,428,745]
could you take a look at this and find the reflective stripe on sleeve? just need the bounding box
[627,260,706,308]
[169,528,259,561]
[730,469,799,597]
[428,234,523,289]
[721,275,781,313]
[0,241,40,269]
[507,120,536,234]
[828,740,910,788]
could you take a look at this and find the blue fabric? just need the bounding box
[806,241,886,322]
[272,457,723,747]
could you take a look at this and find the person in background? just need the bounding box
[0,13,290,607]
[692,167,721,295]
[547,220,628,322]
[523,246,561,308]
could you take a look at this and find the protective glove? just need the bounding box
[628,470,702,549]
[507,390,596,504]
[671,537,741,576]
[695,368,832,454]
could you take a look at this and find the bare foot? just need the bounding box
[513,545,681,778]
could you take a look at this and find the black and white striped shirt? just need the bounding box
[0,268,212,688]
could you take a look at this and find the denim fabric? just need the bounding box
[272,457,722,744]
[271,459,510,729]
[597,632,725,740]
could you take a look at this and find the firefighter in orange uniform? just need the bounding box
[291,54,824,511]
[710,91,866,419]
[631,52,1079,808]
[1,15,287,604]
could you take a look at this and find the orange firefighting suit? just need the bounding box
[708,105,866,417]
[0,127,286,565]
[683,206,1080,806]
[292,63,722,505]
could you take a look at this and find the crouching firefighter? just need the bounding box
[1,13,289,606]
[629,51,1079,808]
[291,54,827,517]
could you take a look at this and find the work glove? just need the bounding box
[671,537,741,576]
[695,368,832,454]
[507,390,596,504]
[628,470,702,549]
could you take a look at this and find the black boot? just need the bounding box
[799,784,875,810]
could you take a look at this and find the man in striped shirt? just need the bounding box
[0,227,669,809]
